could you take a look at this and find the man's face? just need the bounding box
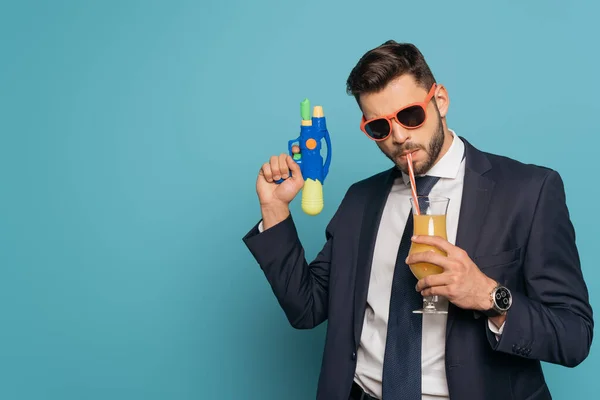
[359,74,447,176]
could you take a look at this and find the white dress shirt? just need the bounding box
[258,130,503,399]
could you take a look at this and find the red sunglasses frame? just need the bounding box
[360,83,437,142]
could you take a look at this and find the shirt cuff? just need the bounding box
[488,319,505,341]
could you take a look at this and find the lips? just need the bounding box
[400,149,419,158]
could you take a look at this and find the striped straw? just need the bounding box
[406,152,420,215]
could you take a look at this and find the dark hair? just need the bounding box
[346,40,436,105]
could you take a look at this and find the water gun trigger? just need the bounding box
[273,139,300,184]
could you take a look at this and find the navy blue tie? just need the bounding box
[382,173,440,400]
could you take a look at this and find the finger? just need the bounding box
[416,272,453,291]
[270,155,281,180]
[278,153,289,179]
[261,162,273,182]
[406,251,456,270]
[420,285,449,298]
[411,235,456,255]
[286,154,303,181]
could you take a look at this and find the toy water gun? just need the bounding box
[277,98,332,215]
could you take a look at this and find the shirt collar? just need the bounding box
[401,129,465,185]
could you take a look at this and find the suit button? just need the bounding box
[352,352,357,361]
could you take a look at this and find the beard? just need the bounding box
[380,113,445,176]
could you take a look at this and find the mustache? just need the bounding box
[393,144,426,156]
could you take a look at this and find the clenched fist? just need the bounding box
[256,153,304,229]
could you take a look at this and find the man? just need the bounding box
[242,41,593,400]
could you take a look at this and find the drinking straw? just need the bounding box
[406,152,421,215]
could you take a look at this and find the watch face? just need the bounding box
[494,287,512,310]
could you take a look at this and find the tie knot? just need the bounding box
[414,175,440,196]
[390,167,440,196]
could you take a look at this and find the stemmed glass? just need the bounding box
[408,196,450,314]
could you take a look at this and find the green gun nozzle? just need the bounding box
[301,98,310,121]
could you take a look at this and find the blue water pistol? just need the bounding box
[277,98,332,215]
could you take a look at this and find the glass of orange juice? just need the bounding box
[408,196,450,314]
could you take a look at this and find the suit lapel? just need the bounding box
[446,138,495,339]
[353,167,397,349]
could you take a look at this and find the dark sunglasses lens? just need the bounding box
[365,119,391,139]
[397,106,425,127]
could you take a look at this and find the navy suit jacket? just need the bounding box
[242,138,593,400]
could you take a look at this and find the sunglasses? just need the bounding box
[360,83,437,141]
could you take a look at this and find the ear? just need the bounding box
[433,84,450,118]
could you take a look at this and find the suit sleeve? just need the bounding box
[487,170,594,367]
[242,188,349,330]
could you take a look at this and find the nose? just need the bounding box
[389,120,410,144]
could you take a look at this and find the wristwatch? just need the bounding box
[482,283,512,317]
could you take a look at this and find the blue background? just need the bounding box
[1,0,598,398]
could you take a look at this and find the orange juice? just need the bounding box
[408,214,447,280]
